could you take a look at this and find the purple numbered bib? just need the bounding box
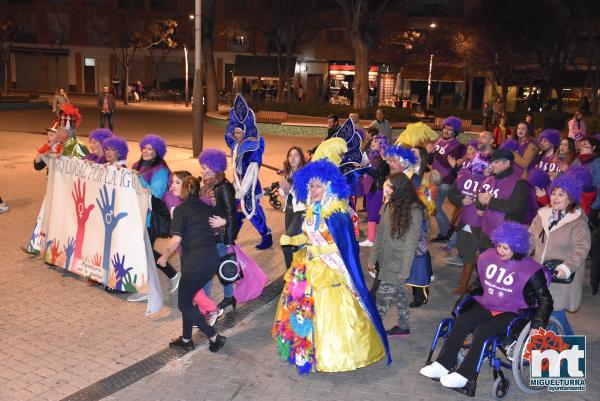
[480,172,521,237]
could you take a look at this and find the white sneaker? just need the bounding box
[420,361,449,379]
[443,254,463,266]
[205,311,218,326]
[440,372,468,388]
[170,272,181,294]
[0,202,8,213]
[359,239,374,247]
[127,293,149,302]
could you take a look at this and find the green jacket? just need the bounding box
[368,204,422,284]
[61,137,89,159]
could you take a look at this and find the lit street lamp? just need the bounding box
[425,22,436,111]
[183,45,189,107]
[192,0,203,156]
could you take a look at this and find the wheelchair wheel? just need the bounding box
[511,316,565,394]
[492,376,510,400]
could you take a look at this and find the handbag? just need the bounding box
[543,259,575,284]
[216,243,243,284]
[149,196,171,239]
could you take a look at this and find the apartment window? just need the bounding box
[48,12,70,44]
[228,34,248,50]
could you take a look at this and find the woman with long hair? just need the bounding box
[368,173,425,337]
[511,121,538,178]
[279,146,306,268]
[157,176,226,352]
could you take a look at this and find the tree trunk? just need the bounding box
[203,36,218,112]
[276,49,286,103]
[123,65,130,105]
[555,85,563,112]
[351,34,369,109]
[285,47,294,102]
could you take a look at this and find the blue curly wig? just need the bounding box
[103,136,129,160]
[292,159,350,203]
[527,168,550,190]
[564,165,593,190]
[491,221,531,255]
[198,148,227,173]
[89,128,113,144]
[442,116,462,134]
[140,134,167,158]
[550,174,583,204]
[385,145,417,167]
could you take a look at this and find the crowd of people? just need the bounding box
[15,93,600,393]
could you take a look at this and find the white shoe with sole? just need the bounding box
[440,372,468,388]
[170,272,181,294]
[420,361,449,379]
[359,239,374,247]
[127,293,149,302]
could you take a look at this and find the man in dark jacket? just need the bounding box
[476,148,529,250]
[97,86,116,131]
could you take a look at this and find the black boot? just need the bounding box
[209,335,227,353]
[218,296,237,311]
[256,233,273,250]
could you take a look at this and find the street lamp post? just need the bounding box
[191,0,203,156]
[426,54,433,111]
[183,45,189,107]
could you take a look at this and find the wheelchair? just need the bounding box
[425,296,565,399]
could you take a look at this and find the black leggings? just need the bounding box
[149,230,178,279]
[281,200,304,269]
[179,269,217,339]
[436,301,516,381]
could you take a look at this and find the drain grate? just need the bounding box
[61,276,284,401]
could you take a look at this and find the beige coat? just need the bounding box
[529,207,591,312]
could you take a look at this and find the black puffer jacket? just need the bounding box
[213,178,237,245]
[464,268,553,330]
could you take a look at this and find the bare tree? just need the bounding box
[148,46,173,89]
[94,19,177,105]
[335,0,392,108]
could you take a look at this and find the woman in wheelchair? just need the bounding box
[420,221,553,393]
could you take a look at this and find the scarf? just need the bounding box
[200,172,225,206]
[313,201,322,229]
[577,153,595,166]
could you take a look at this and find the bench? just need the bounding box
[433,117,472,132]
[255,110,287,124]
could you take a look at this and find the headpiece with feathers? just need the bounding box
[395,122,439,148]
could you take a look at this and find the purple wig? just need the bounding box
[140,134,167,158]
[527,168,550,190]
[550,174,583,204]
[539,129,560,149]
[103,136,129,160]
[470,152,490,176]
[442,116,462,134]
[89,128,113,144]
[491,221,531,255]
[198,148,228,173]
[564,165,594,190]
[467,139,478,150]
[500,139,519,152]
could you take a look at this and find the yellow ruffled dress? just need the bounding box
[273,211,385,373]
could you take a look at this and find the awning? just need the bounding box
[10,46,70,56]
[233,55,296,78]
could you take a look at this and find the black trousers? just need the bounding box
[148,229,178,279]
[436,301,516,381]
[281,202,304,269]
[179,269,217,339]
[412,286,428,304]
[589,210,600,292]
[100,112,113,132]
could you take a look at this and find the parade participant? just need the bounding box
[558,137,576,168]
[164,170,221,326]
[58,127,88,159]
[197,149,238,311]
[476,148,529,250]
[279,146,307,268]
[52,88,70,118]
[273,144,391,374]
[576,137,598,168]
[102,136,128,167]
[83,128,113,164]
[360,134,390,247]
[530,175,590,334]
[395,121,439,149]
[528,167,551,208]
[34,128,62,171]
[447,145,491,294]
[325,114,340,140]
[564,165,598,215]
[511,121,538,178]
[128,134,180,302]
[420,222,553,393]
[368,172,424,337]
[536,128,561,177]
[224,95,273,249]
[568,110,587,142]
[458,139,479,173]
[492,117,510,147]
[349,113,365,140]
[157,176,226,352]
[407,146,439,307]
[431,116,466,242]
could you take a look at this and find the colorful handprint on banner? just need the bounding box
[72,179,95,260]
[96,185,128,284]
[110,253,133,291]
[63,236,75,271]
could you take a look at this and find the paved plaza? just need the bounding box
[0,104,598,401]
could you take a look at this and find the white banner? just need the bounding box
[28,156,163,314]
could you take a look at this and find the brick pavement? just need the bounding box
[0,131,289,401]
